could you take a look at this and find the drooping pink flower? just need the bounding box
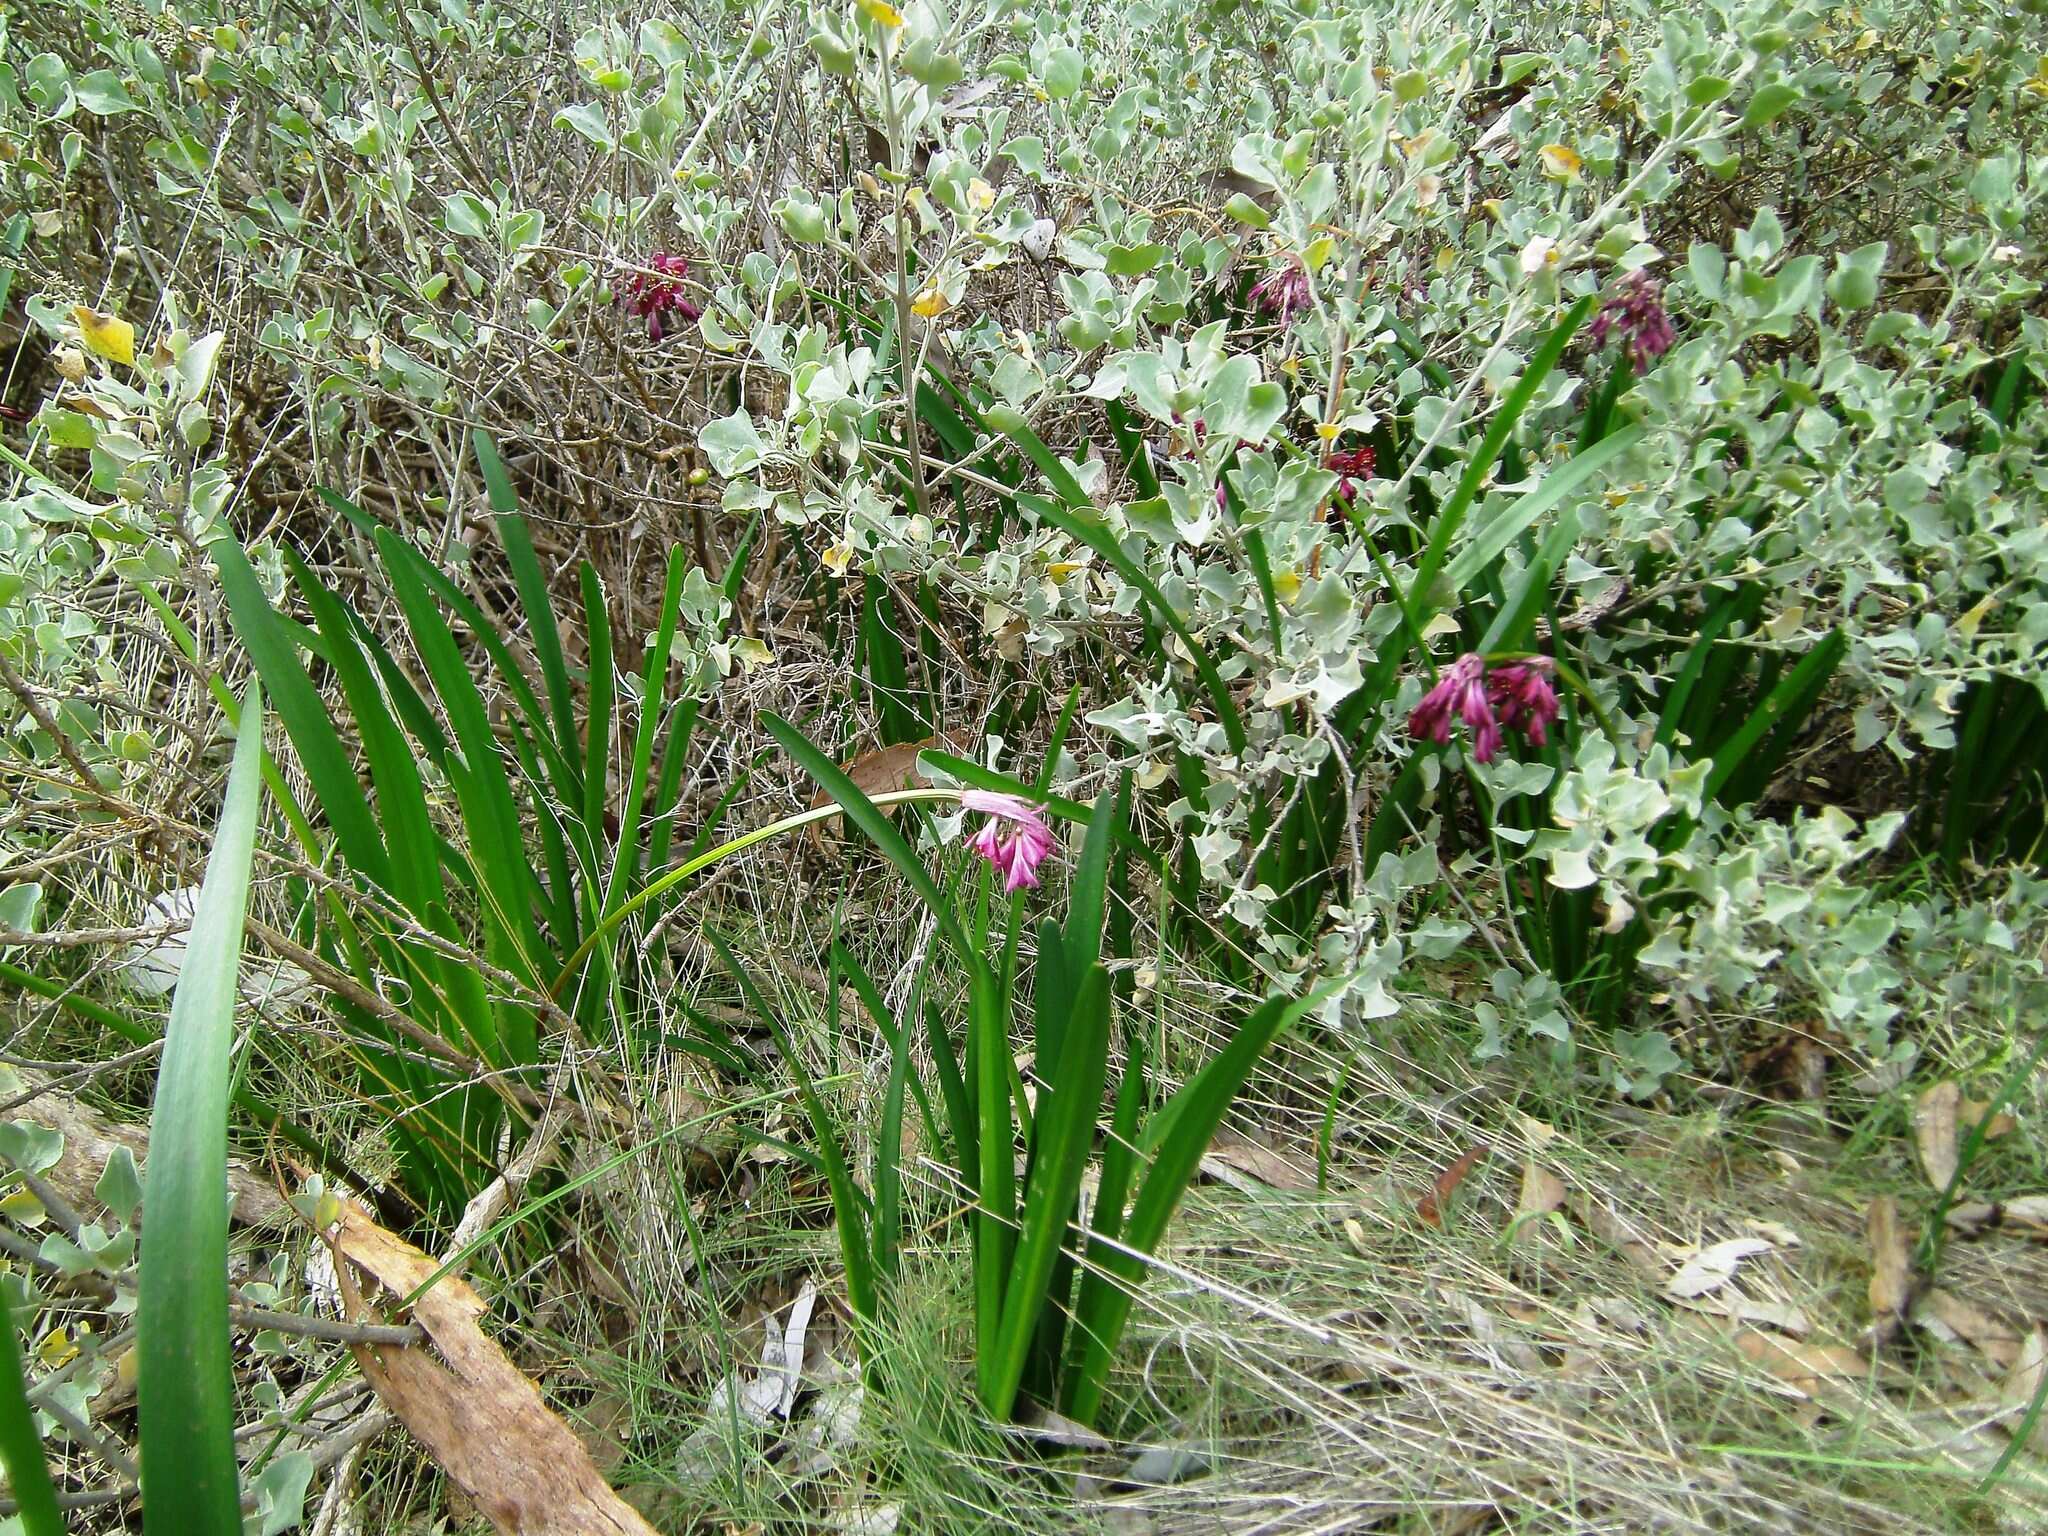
[1587,271,1675,370]
[1487,658,1561,748]
[961,790,1055,892]
[1323,444,1377,505]
[1407,653,1560,764]
[1248,258,1312,324]
[617,251,702,341]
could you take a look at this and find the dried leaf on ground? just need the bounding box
[1675,1295,1812,1336]
[1200,1129,1316,1193]
[807,734,965,853]
[1577,1198,1664,1280]
[2001,1329,2048,1455]
[1865,1195,1915,1346]
[1734,1331,1873,1399]
[1416,1145,1488,1228]
[1914,1287,2025,1369]
[772,1281,818,1418]
[1511,1162,1567,1244]
[330,1201,657,1536]
[1943,1195,2048,1238]
[1663,1237,1774,1301]
[1914,1081,1961,1192]
[1959,1097,2019,1141]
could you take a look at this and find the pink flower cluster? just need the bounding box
[1587,271,1675,371]
[962,790,1055,892]
[617,252,701,341]
[1248,259,1312,324]
[1323,444,1377,504]
[1407,653,1561,765]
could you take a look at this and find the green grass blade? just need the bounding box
[1054,1040,1145,1399]
[834,940,944,1159]
[138,685,267,1535]
[709,936,879,1330]
[126,577,327,865]
[763,714,967,958]
[759,711,1011,1369]
[1063,788,1116,984]
[1654,585,1756,751]
[470,430,580,779]
[285,552,443,915]
[0,1280,63,1536]
[1478,503,1583,654]
[873,963,914,1286]
[377,528,548,994]
[860,574,926,743]
[924,997,975,1177]
[1346,296,1597,727]
[318,489,555,744]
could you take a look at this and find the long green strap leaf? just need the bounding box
[604,546,686,918]
[139,685,267,1536]
[0,1281,62,1536]
[214,540,394,892]
[474,430,583,797]
[1445,425,1642,592]
[758,713,1010,1382]
[1062,977,1343,1424]
[989,962,1110,1419]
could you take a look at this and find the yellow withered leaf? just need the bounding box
[856,0,904,26]
[1538,144,1583,181]
[910,285,948,318]
[72,305,136,366]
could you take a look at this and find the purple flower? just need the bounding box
[1407,653,1560,764]
[617,251,702,341]
[962,790,1055,892]
[1248,259,1312,324]
[1587,271,1675,371]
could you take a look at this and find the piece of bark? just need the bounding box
[331,1200,657,1536]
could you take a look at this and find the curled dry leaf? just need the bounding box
[1914,1080,1961,1192]
[1943,1195,2048,1239]
[329,1200,657,1536]
[1914,1287,2024,1370]
[1663,1237,1774,1301]
[1676,1294,1812,1336]
[1865,1195,1915,1347]
[1416,1144,1488,1228]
